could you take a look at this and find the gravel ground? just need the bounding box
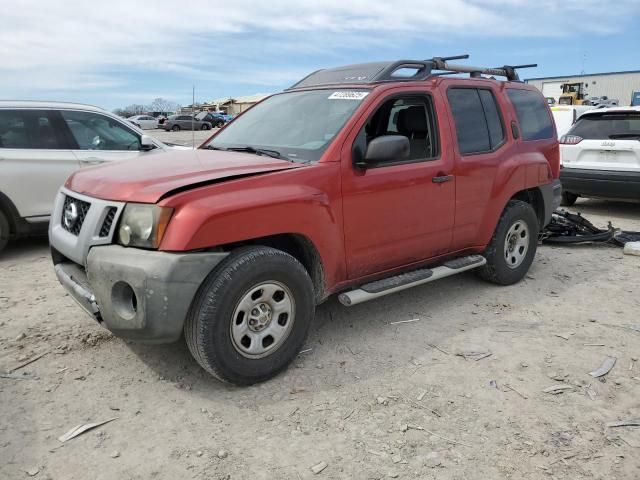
[1,199,639,480]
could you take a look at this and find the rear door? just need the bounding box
[59,110,150,166]
[0,109,78,219]
[561,111,640,173]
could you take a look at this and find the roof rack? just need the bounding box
[287,55,537,89]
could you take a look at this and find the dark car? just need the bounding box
[195,112,226,128]
[162,115,212,131]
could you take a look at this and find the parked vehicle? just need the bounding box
[559,106,640,205]
[195,112,226,128]
[546,97,556,106]
[49,55,561,385]
[161,115,212,131]
[632,91,640,107]
[127,115,158,130]
[550,105,592,137]
[0,101,187,252]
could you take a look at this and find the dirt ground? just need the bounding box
[1,198,639,480]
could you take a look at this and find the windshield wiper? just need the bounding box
[225,146,284,159]
[202,145,225,150]
[609,133,640,140]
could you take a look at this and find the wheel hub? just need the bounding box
[503,220,529,269]
[248,303,273,331]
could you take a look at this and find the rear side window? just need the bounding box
[568,113,640,140]
[447,88,504,155]
[507,89,554,140]
[0,109,67,149]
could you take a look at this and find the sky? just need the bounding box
[1,0,639,111]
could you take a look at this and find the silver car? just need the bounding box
[162,114,213,131]
[0,101,186,252]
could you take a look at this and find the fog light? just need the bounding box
[112,281,138,320]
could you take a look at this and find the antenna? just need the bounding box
[192,85,195,150]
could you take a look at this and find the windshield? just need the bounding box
[568,112,640,139]
[206,89,370,162]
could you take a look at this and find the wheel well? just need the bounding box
[220,233,326,303]
[0,191,19,236]
[510,188,545,227]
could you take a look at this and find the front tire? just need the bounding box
[171,125,181,132]
[0,210,9,253]
[560,191,578,207]
[477,200,539,285]
[184,247,315,385]
[201,124,210,131]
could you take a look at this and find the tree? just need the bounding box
[149,98,179,115]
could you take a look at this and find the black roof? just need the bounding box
[287,55,537,90]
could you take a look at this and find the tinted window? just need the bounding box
[478,90,505,148]
[357,95,438,163]
[0,110,66,149]
[507,89,554,140]
[448,89,490,154]
[568,112,640,140]
[60,111,141,150]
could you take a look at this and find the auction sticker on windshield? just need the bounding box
[328,91,369,100]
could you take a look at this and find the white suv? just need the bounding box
[559,106,640,205]
[0,101,185,252]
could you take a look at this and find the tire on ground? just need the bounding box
[560,191,578,207]
[184,246,315,385]
[477,200,539,285]
[0,209,9,253]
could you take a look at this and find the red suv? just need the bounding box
[49,56,561,385]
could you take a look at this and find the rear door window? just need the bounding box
[507,89,554,140]
[447,88,504,155]
[0,109,68,149]
[568,112,640,140]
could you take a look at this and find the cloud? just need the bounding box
[0,0,637,106]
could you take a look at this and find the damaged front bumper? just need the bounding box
[54,245,228,343]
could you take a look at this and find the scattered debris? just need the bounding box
[110,451,120,458]
[456,351,492,361]
[541,210,614,244]
[426,343,450,356]
[26,466,39,477]
[543,385,574,394]
[584,343,605,347]
[376,396,388,406]
[623,241,640,256]
[586,384,597,401]
[58,417,118,443]
[421,427,472,448]
[606,419,640,428]
[9,350,49,373]
[553,332,574,341]
[489,380,498,389]
[629,325,640,333]
[589,356,617,378]
[298,348,313,354]
[504,383,528,399]
[416,390,426,401]
[311,461,328,474]
[342,409,354,420]
[389,318,421,325]
[217,449,228,459]
[0,372,35,380]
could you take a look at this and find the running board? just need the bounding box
[338,255,486,306]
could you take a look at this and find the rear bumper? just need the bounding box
[560,167,640,200]
[539,179,563,226]
[54,245,228,343]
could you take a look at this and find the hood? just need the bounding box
[65,149,304,203]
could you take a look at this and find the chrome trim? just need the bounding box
[49,187,125,266]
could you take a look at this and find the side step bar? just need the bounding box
[338,255,486,306]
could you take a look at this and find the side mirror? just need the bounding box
[358,135,410,167]
[140,134,155,151]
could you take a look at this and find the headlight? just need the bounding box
[117,204,173,249]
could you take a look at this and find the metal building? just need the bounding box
[526,70,640,105]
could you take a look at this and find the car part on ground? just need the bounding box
[540,209,640,246]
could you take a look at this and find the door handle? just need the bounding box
[80,158,106,165]
[432,174,454,184]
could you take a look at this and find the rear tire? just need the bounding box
[560,191,578,207]
[0,210,9,253]
[477,200,539,285]
[184,246,315,385]
[171,125,181,132]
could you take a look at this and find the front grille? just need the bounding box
[99,207,117,237]
[61,195,91,236]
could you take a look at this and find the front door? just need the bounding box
[58,110,149,166]
[341,90,455,279]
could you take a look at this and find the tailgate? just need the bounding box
[562,139,640,172]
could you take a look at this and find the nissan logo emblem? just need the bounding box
[64,202,79,229]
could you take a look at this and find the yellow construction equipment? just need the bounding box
[558,82,587,105]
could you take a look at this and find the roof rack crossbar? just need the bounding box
[430,56,537,81]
